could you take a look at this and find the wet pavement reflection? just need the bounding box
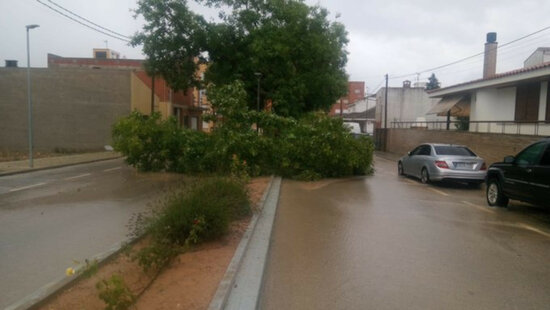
[260,156,550,310]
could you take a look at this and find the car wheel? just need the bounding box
[420,168,430,184]
[398,162,404,176]
[486,178,509,207]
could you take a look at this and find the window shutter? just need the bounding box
[515,83,540,121]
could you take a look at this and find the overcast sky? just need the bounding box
[2,0,550,92]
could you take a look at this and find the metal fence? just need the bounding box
[391,120,550,137]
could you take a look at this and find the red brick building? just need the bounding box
[330,81,365,115]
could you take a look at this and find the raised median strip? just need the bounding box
[209,176,282,310]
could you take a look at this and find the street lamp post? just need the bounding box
[254,72,262,112]
[26,24,39,168]
[254,72,262,133]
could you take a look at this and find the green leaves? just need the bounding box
[132,0,208,91]
[133,0,349,118]
[112,82,373,179]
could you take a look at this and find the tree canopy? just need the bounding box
[425,73,440,90]
[132,0,349,117]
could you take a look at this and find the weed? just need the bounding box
[96,274,135,310]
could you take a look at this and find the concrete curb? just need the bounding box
[5,237,136,310]
[0,156,122,177]
[208,176,282,310]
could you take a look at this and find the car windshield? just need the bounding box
[434,146,476,156]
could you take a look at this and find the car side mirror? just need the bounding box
[504,156,514,163]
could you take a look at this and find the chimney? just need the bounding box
[483,32,497,78]
[5,60,18,67]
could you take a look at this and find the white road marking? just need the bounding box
[520,223,550,239]
[428,187,449,196]
[103,167,122,172]
[462,201,494,214]
[64,173,91,181]
[9,182,47,192]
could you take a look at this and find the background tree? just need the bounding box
[132,0,208,91]
[133,0,349,118]
[425,73,441,90]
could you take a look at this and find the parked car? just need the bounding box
[486,138,550,207]
[398,143,487,186]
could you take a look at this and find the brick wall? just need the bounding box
[0,68,131,152]
[386,129,541,165]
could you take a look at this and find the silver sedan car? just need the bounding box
[398,143,487,186]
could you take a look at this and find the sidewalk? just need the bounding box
[0,151,122,176]
[374,150,402,162]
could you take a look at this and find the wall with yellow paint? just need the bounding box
[130,72,172,119]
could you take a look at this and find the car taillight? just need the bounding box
[480,162,487,170]
[435,160,449,169]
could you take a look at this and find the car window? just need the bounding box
[418,145,432,156]
[515,142,546,165]
[539,145,550,166]
[410,146,421,156]
[434,146,476,156]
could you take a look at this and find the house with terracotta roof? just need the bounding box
[427,33,550,137]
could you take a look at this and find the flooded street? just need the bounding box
[260,156,550,309]
[0,159,183,309]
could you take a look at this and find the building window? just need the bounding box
[95,51,107,59]
[515,82,540,121]
[546,82,550,121]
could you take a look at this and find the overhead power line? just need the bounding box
[390,24,550,80]
[46,0,132,39]
[36,0,131,42]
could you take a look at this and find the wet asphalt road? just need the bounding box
[260,155,550,310]
[0,159,183,309]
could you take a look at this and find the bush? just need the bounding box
[96,274,135,310]
[132,177,250,272]
[273,112,373,179]
[148,177,249,244]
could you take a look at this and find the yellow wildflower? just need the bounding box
[65,267,75,276]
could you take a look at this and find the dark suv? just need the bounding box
[486,138,550,207]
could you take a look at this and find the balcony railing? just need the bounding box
[390,120,550,136]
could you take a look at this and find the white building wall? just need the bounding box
[375,87,442,128]
[472,87,516,121]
